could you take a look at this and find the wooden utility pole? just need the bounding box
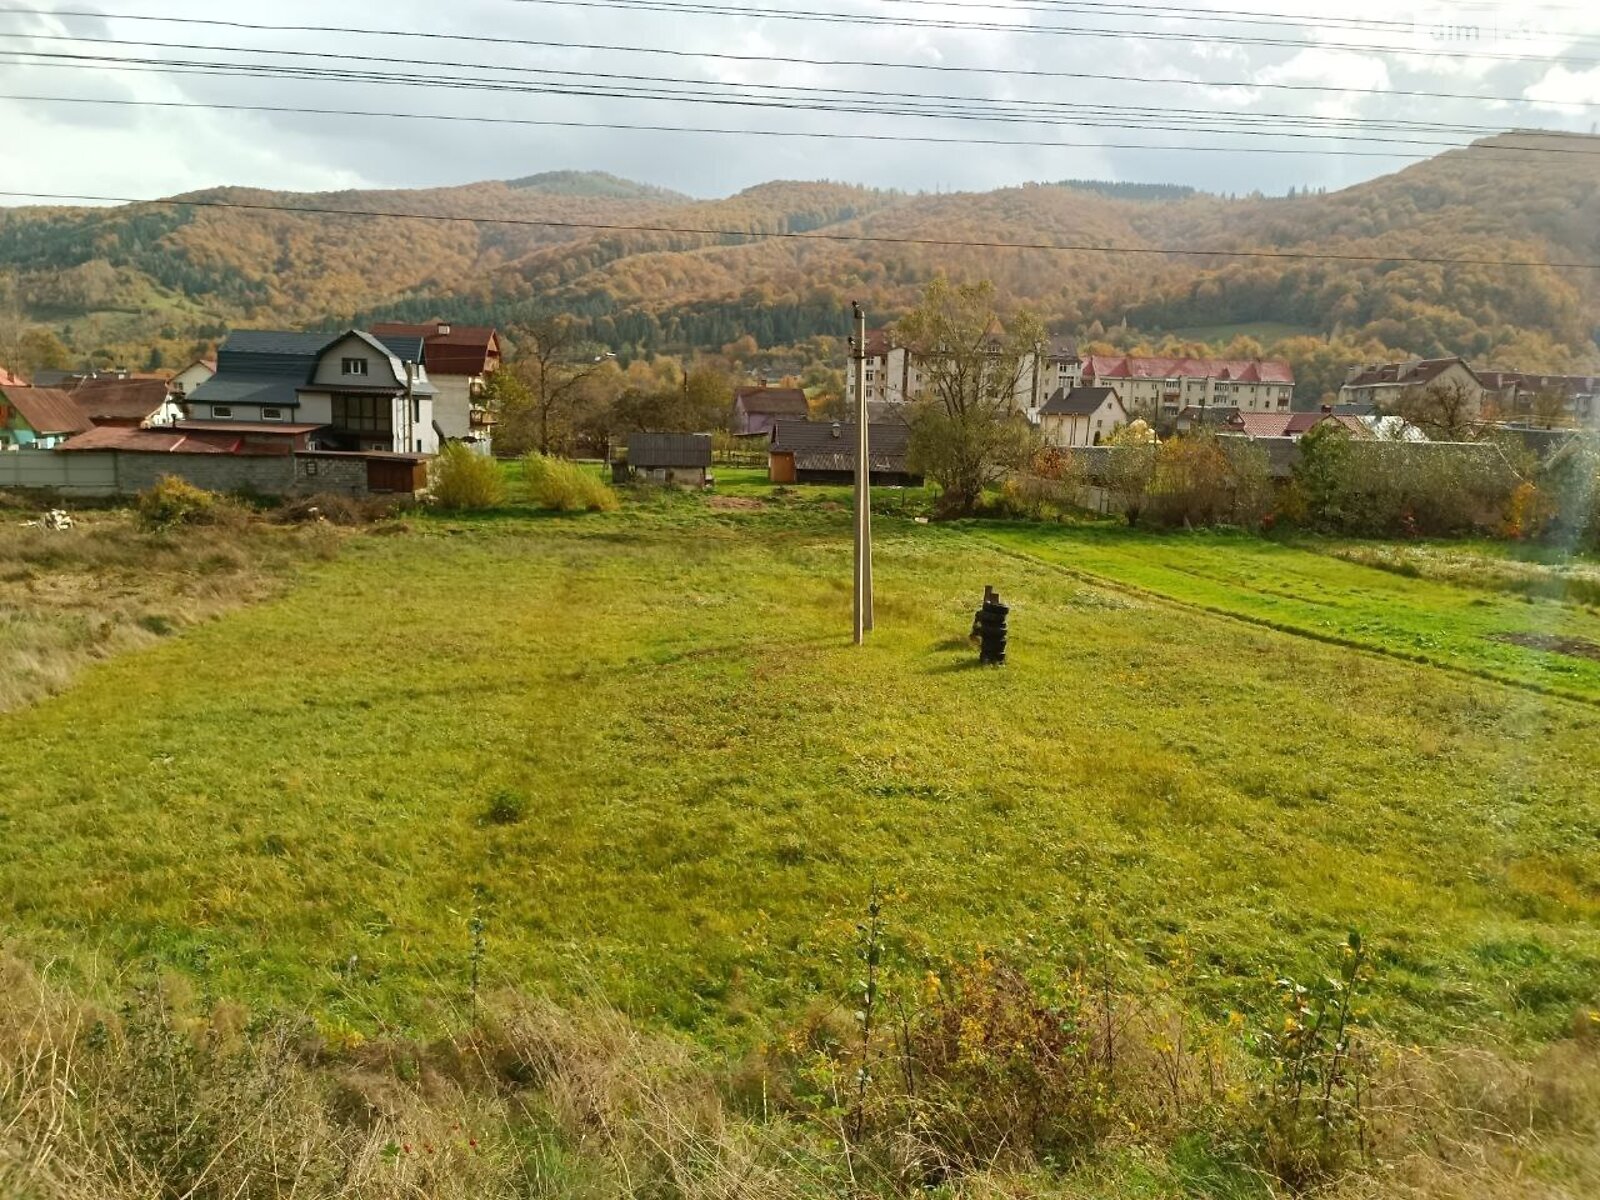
[852,301,874,643]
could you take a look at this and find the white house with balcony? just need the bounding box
[184,329,439,454]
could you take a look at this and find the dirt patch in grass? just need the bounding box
[1493,631,1600,661]
[706,495,764,511]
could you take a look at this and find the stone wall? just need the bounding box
[112,452,299,497]
[295,454,368,497]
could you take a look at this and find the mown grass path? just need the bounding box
[1,503,1596,1048]
[982,523,1600,704]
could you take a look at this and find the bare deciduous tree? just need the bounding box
[898,278,1043,515]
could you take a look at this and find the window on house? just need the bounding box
[212,406,233,419]
[261,407,284,422]
[342,357,369,377]
[332,395,387,432]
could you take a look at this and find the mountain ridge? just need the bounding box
[1,135,1596,396]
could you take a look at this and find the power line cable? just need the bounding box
[0,32,1539,137]
[499,0,1600,67]
[3,7,1593,110]
[9,54,1599,155]
[15,66,1600,157]
[820,0,1600,48]
[2,189,1597,270]
[1,90,1524,157]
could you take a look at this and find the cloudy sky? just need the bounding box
[1,0,1598,203]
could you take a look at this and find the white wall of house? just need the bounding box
[1338,362,1485,414]
[312,334,411,390]
[428,374,476,441]
[169,361,215,400]
[1041,394,1128,448]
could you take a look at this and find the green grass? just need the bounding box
[983,523,1600,703]
[0,490,1597,1057]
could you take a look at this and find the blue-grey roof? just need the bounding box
[377,336,426,363]
[222,330,339,357]
[186,375,303,409]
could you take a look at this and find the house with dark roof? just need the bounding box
[767,419,920,486]
[185,329,440,454]
[1174,405,1242,434]
[733,385,809,436]
[370,320,502,444]
[1039,386,1127,447]
[0,386,93,449]
[625,432,712,487]
[1338,358,1487,414]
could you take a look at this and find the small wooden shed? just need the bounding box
[627,432,713,487]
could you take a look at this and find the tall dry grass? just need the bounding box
[0,509,340,713]
[523,454,619,513]
[0,956,1594,1199]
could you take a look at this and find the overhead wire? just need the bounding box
[2,7,1593,111]
[497,0,1600,68]
[6,49,1600,156]
[0,32,1547,137]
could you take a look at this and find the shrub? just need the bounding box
[430,443,506,511]
[523,453,619,513]
[135,476,215,530]
[1132,434,1272,530]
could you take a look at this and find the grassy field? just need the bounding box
[1,476,1598,1195]
[1,482,1596,1038]
[982,523,1600,703]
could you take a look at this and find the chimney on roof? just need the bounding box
[437,323,451,336]
[830,421,842,439]
[1321,404,1332,413]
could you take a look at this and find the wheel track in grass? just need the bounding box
[971,531,1600,711]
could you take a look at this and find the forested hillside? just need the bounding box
[1,136,1596,396]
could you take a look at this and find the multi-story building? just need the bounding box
[1337,358,1486,415]
[371,321,501,443]
[1083,355,1295,419]
[185,329,440,455]
[1478,370,1600,426]
[846,330,1082,422]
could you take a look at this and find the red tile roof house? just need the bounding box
[1226,409,1371,440]
[0,386,93,449]
[732,385,809,436]
[370,321,502,444]
[1083,355,1295,419]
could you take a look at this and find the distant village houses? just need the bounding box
[1082,355,1296,419]
[732,383,809,435]
[845,330,1082,422]
[1038,386,1128,447]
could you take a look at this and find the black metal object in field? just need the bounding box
[974,586,1009,666]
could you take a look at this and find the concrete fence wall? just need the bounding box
[0,451,117,495]
[0,450,376,498]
